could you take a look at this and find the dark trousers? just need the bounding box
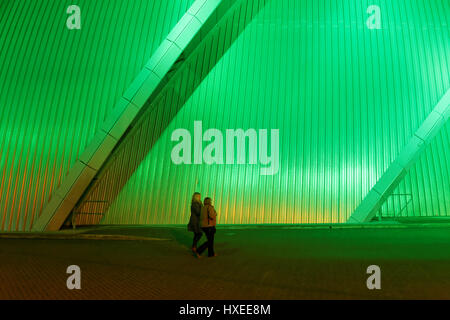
[192,232,202,249]
[197,227,216,257]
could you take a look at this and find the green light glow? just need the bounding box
[0,0,448,230]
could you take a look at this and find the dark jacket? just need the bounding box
[188,201,202,233]
[200,204,217,228]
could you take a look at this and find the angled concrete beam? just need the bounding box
[32,0,238,232]
[60,0,270,228]
[348,89,450,223]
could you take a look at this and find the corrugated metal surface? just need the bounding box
[98,0,450,225]
[0,0,193,231]
[73,0,270,226]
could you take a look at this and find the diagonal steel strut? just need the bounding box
[32,0,270,231]
[348,89,450,223]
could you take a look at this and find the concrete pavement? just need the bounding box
[1,224,450,299]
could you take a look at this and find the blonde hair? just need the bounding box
[191,192,201,204]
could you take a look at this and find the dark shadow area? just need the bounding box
[2,225,450,299]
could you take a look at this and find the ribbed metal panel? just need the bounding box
[74,0,270,226]
[0,0,193,231]
[98,0,449,225]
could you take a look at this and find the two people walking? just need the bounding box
[188,192,217,258]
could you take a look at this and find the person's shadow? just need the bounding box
[168,228,195,251]
[169,228,240,257]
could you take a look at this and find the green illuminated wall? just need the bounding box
[0,0,449,230]
[0,0,193,231]
[102,0,450,225]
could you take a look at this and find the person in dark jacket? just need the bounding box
[187,192,203,254]
[196,197,217,258]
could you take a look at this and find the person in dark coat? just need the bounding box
[196,197,217,258]
[187,192,203,254]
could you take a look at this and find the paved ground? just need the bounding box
[1,224,450,299]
